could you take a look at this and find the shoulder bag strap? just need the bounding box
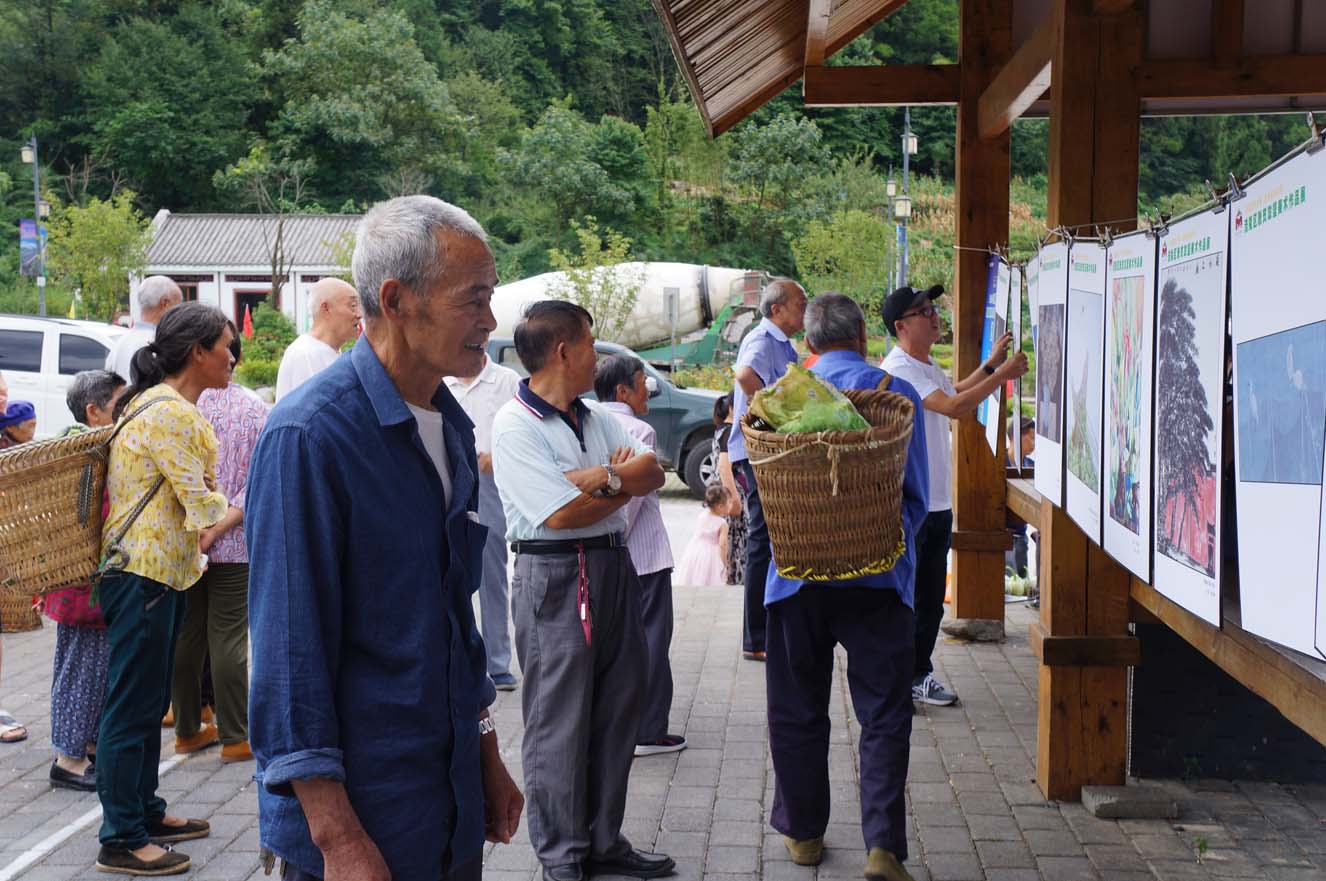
[876,374,892,391]
[93,395,175,582]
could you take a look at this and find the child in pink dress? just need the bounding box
[676,484,733,586]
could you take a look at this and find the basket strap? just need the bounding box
[877,374,892,391]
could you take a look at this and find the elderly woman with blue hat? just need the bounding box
[0,400,36,449]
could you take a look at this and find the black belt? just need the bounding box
[511,533,625,555]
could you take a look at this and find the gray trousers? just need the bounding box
[512,546,647,867]
[636,568,674,744]
[477,473,512,677]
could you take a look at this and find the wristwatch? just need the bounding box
[602,464,623,497]
[479,716,495,737]
[982,363,996,376]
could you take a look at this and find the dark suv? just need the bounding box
[487,338,722,498]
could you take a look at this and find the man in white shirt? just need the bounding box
[105,276,182,380]
[594,354,686,758]
[275,278,361,400]
[880,284,1027,707]
[445,353,522,691]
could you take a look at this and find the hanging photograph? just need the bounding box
[1064,242,1106,544]
[1009,265,1026,473]
[1230,145,1326,659]
[1102,232,1157,580]
[983,259,1012,455]
[1152,210,1229,626]
[1034,243,1069,506]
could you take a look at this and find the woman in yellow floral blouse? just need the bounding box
[94,302,233,878]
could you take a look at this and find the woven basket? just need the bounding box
[0,426,113,599]
[0,591,41,632]
[741,387,915,581]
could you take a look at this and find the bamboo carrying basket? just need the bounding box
[0,426,113,601]
[741,386,915,581]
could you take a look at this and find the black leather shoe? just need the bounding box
[585,850,675,878]
[49,761,97,792]
[543,864,583,881]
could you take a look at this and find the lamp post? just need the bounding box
[20,136,46,317]
[886,169,900,288]
[899,107,918,288]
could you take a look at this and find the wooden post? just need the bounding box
[1034,0,1143,801]
[950,0,1013,632]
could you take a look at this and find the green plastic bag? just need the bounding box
[748,364,869,433]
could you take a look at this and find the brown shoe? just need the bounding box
[783,836,824,866]
[174,724,218,755]
[146,817,210,844]
[201,706,214,724]
[220,741,253,764]
[96,844,190,875]
[863,848,913,881]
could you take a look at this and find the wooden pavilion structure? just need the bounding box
[650,0,1326,800]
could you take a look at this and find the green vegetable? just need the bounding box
[749,364,869,433]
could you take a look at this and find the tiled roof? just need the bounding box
[145,212,360,269]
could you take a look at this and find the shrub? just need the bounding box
[235,359,278,389]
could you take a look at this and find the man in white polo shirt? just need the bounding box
[275,278,361,400]
[445,352,522,691]
[492,301,673,881]
[105,276,182,380]
[881,284,1027,707]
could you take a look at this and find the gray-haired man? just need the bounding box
[106,276,183,381]
[729,278,807,660]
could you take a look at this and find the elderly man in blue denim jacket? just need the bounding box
[762,293,929,881]
[247,196,523,881]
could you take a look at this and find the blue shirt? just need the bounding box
[246,335,496,880]
[729,317,799,463]
[491,381,648,542]
[764,349,930,608]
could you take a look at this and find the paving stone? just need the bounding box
[1083,843,1149,872]
[974,840,1035,869]
[919,852,983,881]
[1024,828,1085,857]
[964,813,1023,842]
[1035,854,1100,880]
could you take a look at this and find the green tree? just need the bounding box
[547,218,644,343]
[728,114,829,211]
[46,190,151,321]
[792,210,896,315]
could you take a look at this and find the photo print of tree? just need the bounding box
[1236,321,1326,486]
[1107,275,1145,533]
[1155,276,1219,577]
[1066,291,1102,491]
[1036,304,1065,442]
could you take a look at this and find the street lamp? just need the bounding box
[20,136,46,317]
[886,173,897,199]
[893,195,912,221]
[899,107,917,287]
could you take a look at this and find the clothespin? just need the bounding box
[1307,113,1325,155]
[1095,225,1114,249]
[1206,179,1227,214]
[1226,172,1247,203]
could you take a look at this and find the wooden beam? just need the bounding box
[1139,55,1326,100]
[824,0,913,59]
[1131,579,1326,745]
[1092,0,1137,12]
[802,64,961,106]
[805,0,831,68]
[950,529,1015,553]
[949,0,1011,627]
[1006,477,1042,527]
[647,0,716,137]
[1211,0,1244,66]
[978,11,1055,137]
[1030,622,1142,667]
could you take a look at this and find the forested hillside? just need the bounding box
[0,0,1309,317]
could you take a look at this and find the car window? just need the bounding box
[496,345,527,376]
[59,333,109,375]
[0,329,43,373]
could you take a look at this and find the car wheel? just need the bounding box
[683,443,714,500]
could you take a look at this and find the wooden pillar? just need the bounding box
[950,0,1013,631]
[1034,0,1143,801]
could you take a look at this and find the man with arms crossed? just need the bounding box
[492,302,673,881]
[247,196,523,881]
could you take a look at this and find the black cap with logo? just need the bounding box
[880,284,944,337]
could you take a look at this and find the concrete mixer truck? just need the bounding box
[491,262,770,368]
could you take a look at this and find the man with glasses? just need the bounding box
[880,285,1028,706]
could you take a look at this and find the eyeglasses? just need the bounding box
[901,305,938,320]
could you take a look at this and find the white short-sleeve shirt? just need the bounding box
[882,346,956,512]
[276,334,341,400]
[491,383,649,542]
[444,356,521,454]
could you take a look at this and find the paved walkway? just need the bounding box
[0,494,1320,880]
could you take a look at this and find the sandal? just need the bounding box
[0,711,27,743]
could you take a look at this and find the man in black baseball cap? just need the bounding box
[880,280,1028,707]
[881,284,945,337]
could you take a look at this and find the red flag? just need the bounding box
[242,304,254,339]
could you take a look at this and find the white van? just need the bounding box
[0,315,127,439]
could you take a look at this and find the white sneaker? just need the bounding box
[633,735,687,757]
[912,674,958,706]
